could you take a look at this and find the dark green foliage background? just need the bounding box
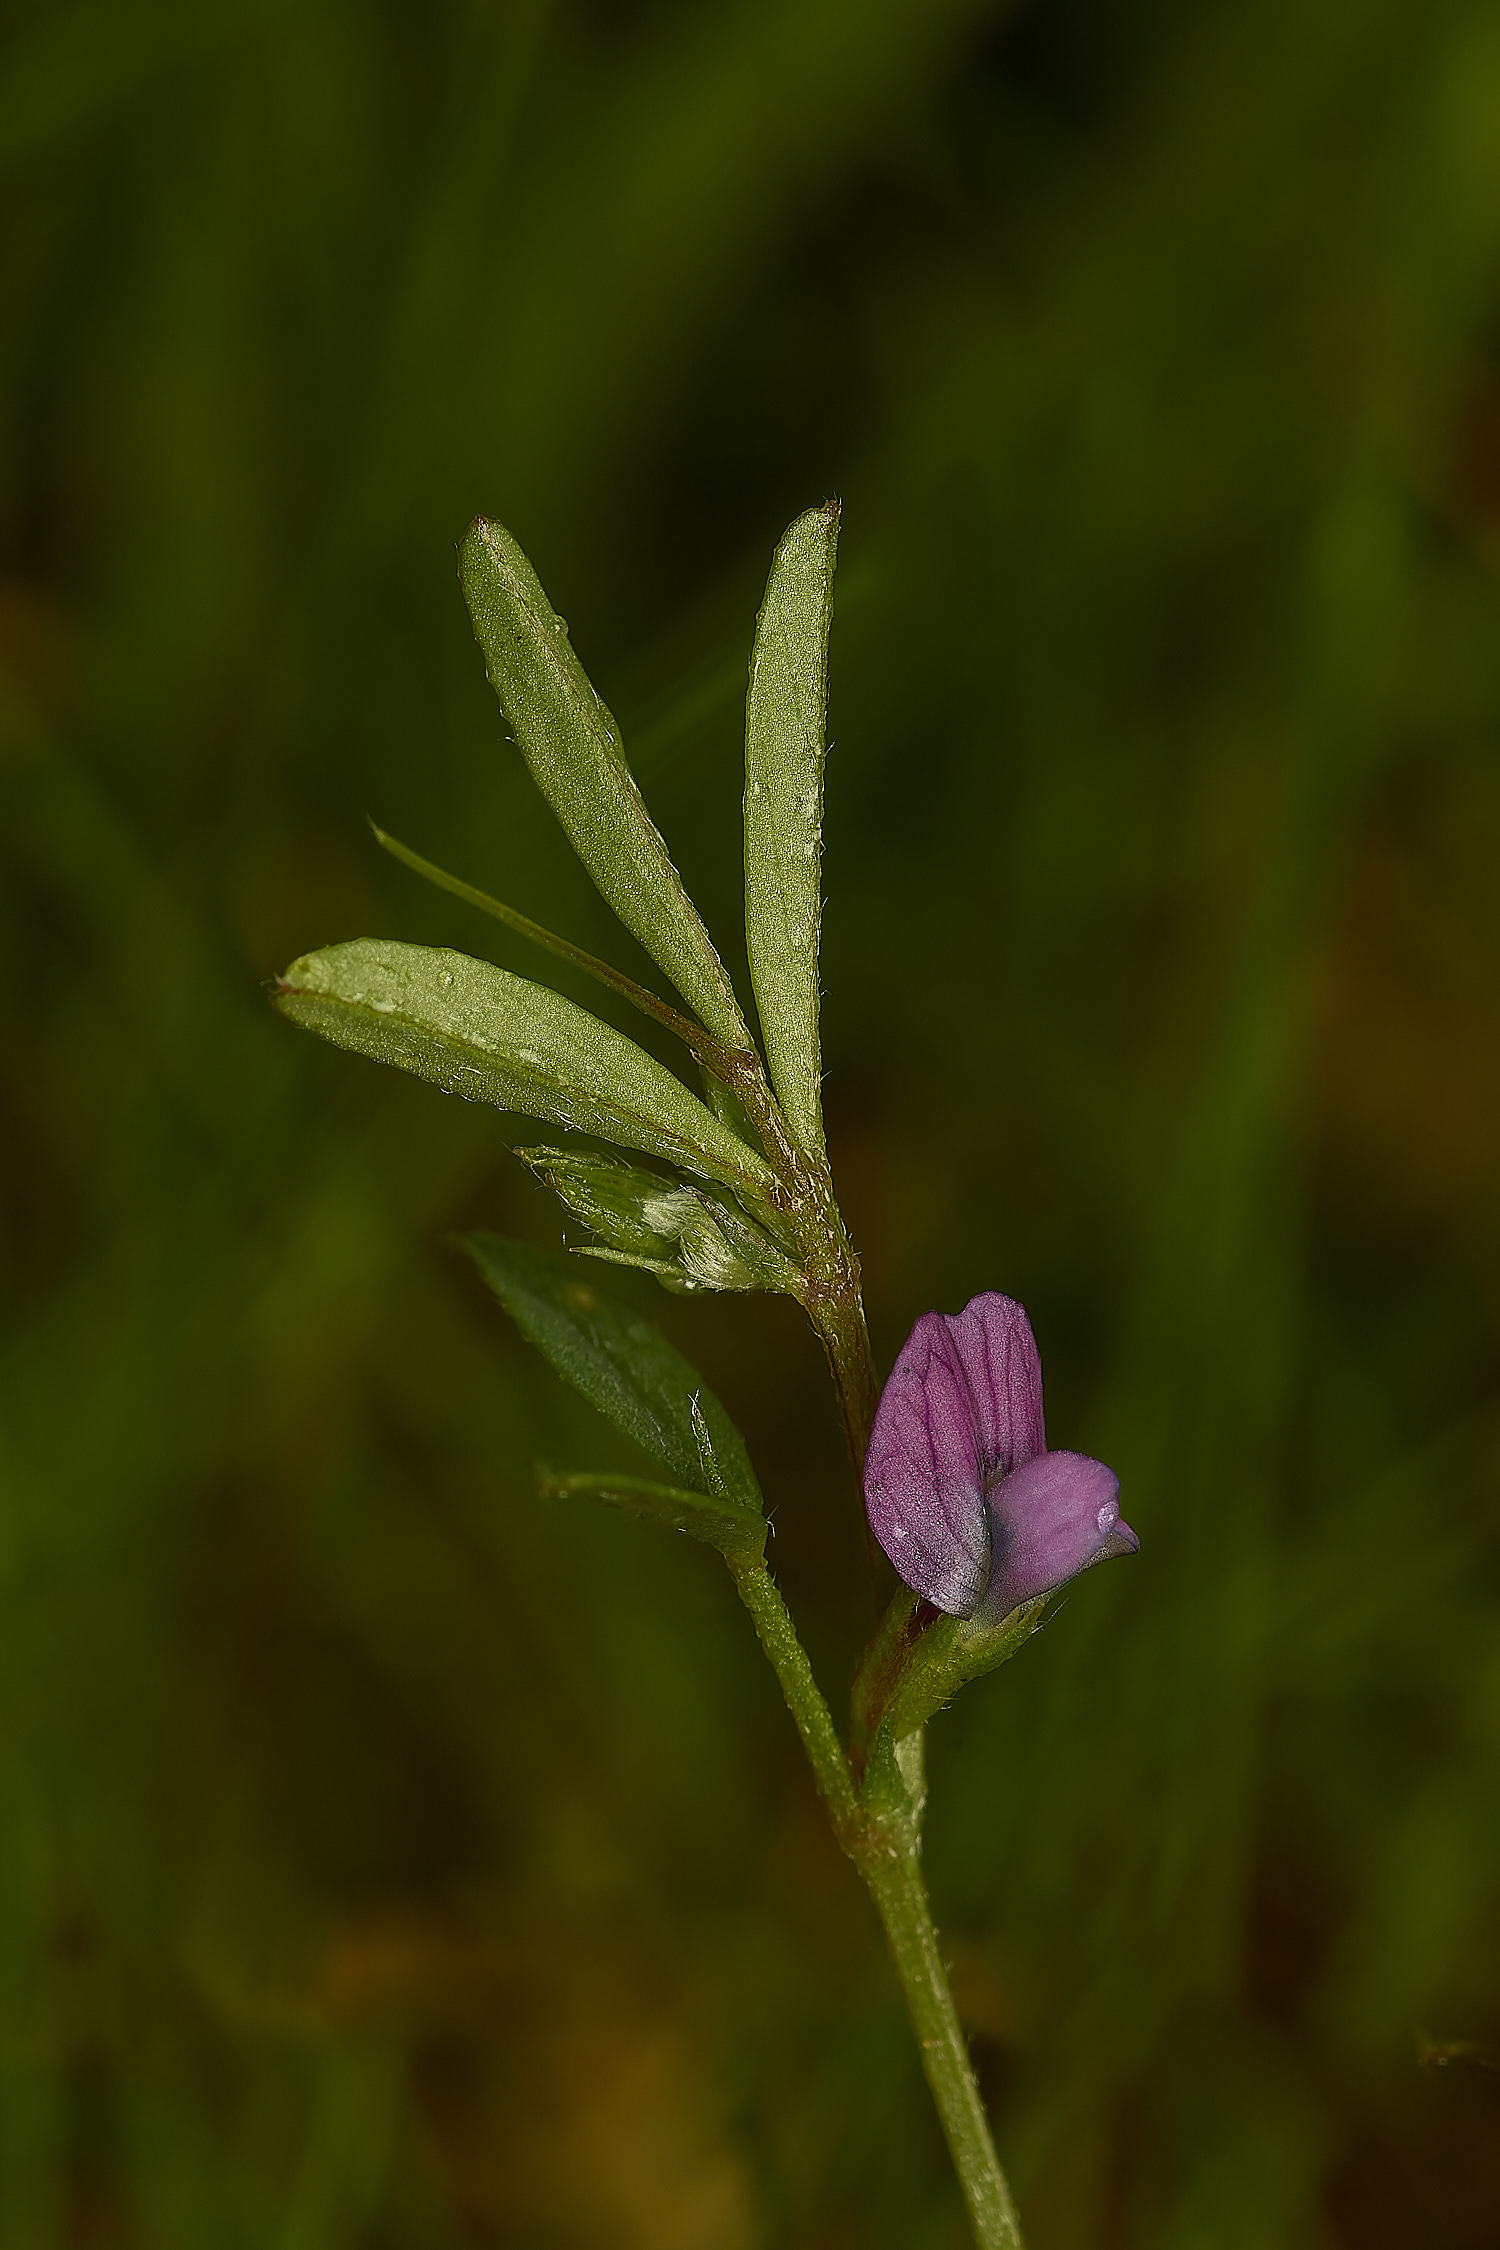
[4,1,1500,2242]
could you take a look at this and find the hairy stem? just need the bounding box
[728,1558,1024,2250]
[727,1557,861,1838]
[727,1054,881,1538]
[803,1267,879,1475]
[858,1796,1024,2250]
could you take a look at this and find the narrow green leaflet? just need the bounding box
[461,518,750,1053]
[466,1234,763,1513]
[538,1469,767,1562]
[275,939,774,1197]
[743,502,838,1158]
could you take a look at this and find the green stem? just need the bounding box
[727,1558,1024,2250]
[722,1067,872,1434]
[727,1555,859,1838]
[803,1268,879,1478]
[859,1762,1023,2250]
[729,1056,883,1577]
[723,1060,1021,2242]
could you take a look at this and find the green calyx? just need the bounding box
[851,1585,1049,1778]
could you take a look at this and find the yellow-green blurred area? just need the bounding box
[4,0,1500,2242]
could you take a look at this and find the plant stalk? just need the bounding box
[722,1052,1022,2241]
[728,1054,882,1547]
[803,1268,879,1477]
[858,1753,1024,2250]
[728,1558,1024,2250]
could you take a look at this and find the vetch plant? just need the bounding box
[274,503,1138,2250]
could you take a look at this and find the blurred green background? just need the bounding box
[4,0,1500,2242]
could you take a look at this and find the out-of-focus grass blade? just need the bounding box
[465,1234,762,1513]
[0,0,272,166]
[461,516,751,1053]
[274,939,774,1197]
[538,1467,767,1562]
[743,502,838,1159]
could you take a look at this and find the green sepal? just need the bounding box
[885,1599,1048,1743]
[461,517,750,1052]
[850,1584,1047,1773]
[464,1233,763,1513]
[518,1145,804,1296]
[537,1467,767,1562]
[274,938,773,1199]
[743,501,838,1158]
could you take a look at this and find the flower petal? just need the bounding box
[980,1450,1137,1620]
[864,1312,991,1616]
[946,1292,1046,1477]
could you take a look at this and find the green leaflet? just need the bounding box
[460,518,750,1053]
[466,1234,763,1514]
[743,502,839,1158]
[538,1468,767,1563]
[275,939,774,1198]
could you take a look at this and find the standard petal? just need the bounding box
[864,1312,991,1616]
[947,1293,1046,1478]
[980,1449,1136,1620]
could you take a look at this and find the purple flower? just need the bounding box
[864,1292,1137,1621]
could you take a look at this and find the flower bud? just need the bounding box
[519,1146,802,1296]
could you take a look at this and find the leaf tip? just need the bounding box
[462,512,507,564]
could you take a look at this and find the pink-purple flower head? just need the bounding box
[864,1292,1137,1622]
